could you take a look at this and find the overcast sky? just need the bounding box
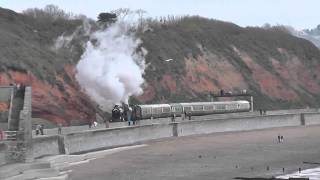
[0,0,319,30]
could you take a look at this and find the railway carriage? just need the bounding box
[136,104,172,119]
[131,100,250,120]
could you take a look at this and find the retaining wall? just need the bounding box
[32,136,60,158]
[31,112,320,158]
[177,114,301,137]
[304,113,320,125]
[64,123,174,154]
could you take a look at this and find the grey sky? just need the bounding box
[0,0,319,30]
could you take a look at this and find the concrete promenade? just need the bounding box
[33,108,319,137]
[30,110,320,158]
[68,125,320,180]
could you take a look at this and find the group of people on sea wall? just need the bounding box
[111,104,138,126]
[259,109,267,115]
[35,124,44,135]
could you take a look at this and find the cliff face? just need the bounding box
[1,8,320,124]
[139,17,320,109]
[0,68,95,124]
[0,8,96,125]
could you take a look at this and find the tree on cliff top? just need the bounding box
[97,12,117,23]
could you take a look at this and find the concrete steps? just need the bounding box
[1,161,69,180]
[1,144,148,180]
[9,88,24,131]
[38,145,147,170]
[4,168,65,180]
[0,162,51,179]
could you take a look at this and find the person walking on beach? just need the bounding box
[278,135,281,143]
[280,135,284,143]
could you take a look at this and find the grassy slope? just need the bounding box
[140,16,320,109]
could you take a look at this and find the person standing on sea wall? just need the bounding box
[58,123,62,135]
[40,124,44,135]
[35,124,41,135]
[181,112,185,120]
[127,107,132,126]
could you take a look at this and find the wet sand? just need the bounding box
[68,125,320,180]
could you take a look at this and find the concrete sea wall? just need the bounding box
[32,112,320,159]
[32,136,61,158]
[304,113,320,125]
[64,123,174,154]
[177,114,301,137]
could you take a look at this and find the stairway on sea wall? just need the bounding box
[0,86,33,165]
[8,87,25,131]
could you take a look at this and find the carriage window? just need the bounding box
[216,104,226,110]
[204,105,213,111]
[184,107,192,112]
[193,105,203,111]
[152,108,160,114]
[162,107,171,113]
[142,108,151,114]
[172,106,182,112]
[227,104,237,110]
[153,107,163,114]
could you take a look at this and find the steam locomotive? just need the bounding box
[111,100,250,121]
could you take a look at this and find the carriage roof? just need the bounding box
[138,104,171,109]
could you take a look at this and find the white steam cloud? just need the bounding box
[54,20,92,50]
[76,20,147,110]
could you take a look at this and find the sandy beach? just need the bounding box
[68,125,320,180]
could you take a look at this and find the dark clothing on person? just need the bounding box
[40,124,44,135]
[58,124,62,135]
[188,112,192,120]
[220,89,224,96]
[131,105,137,125]
[88,122,92,128]
[111,106,121,122]
[35,124,41,135]
[171,113,176,122]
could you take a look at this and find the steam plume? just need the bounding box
[76,20,147,110]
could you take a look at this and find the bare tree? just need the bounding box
[110,8,132,20]
[23,4,73,20]
[135,9,147,28]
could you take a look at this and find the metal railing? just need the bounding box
[0,130,17,141]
